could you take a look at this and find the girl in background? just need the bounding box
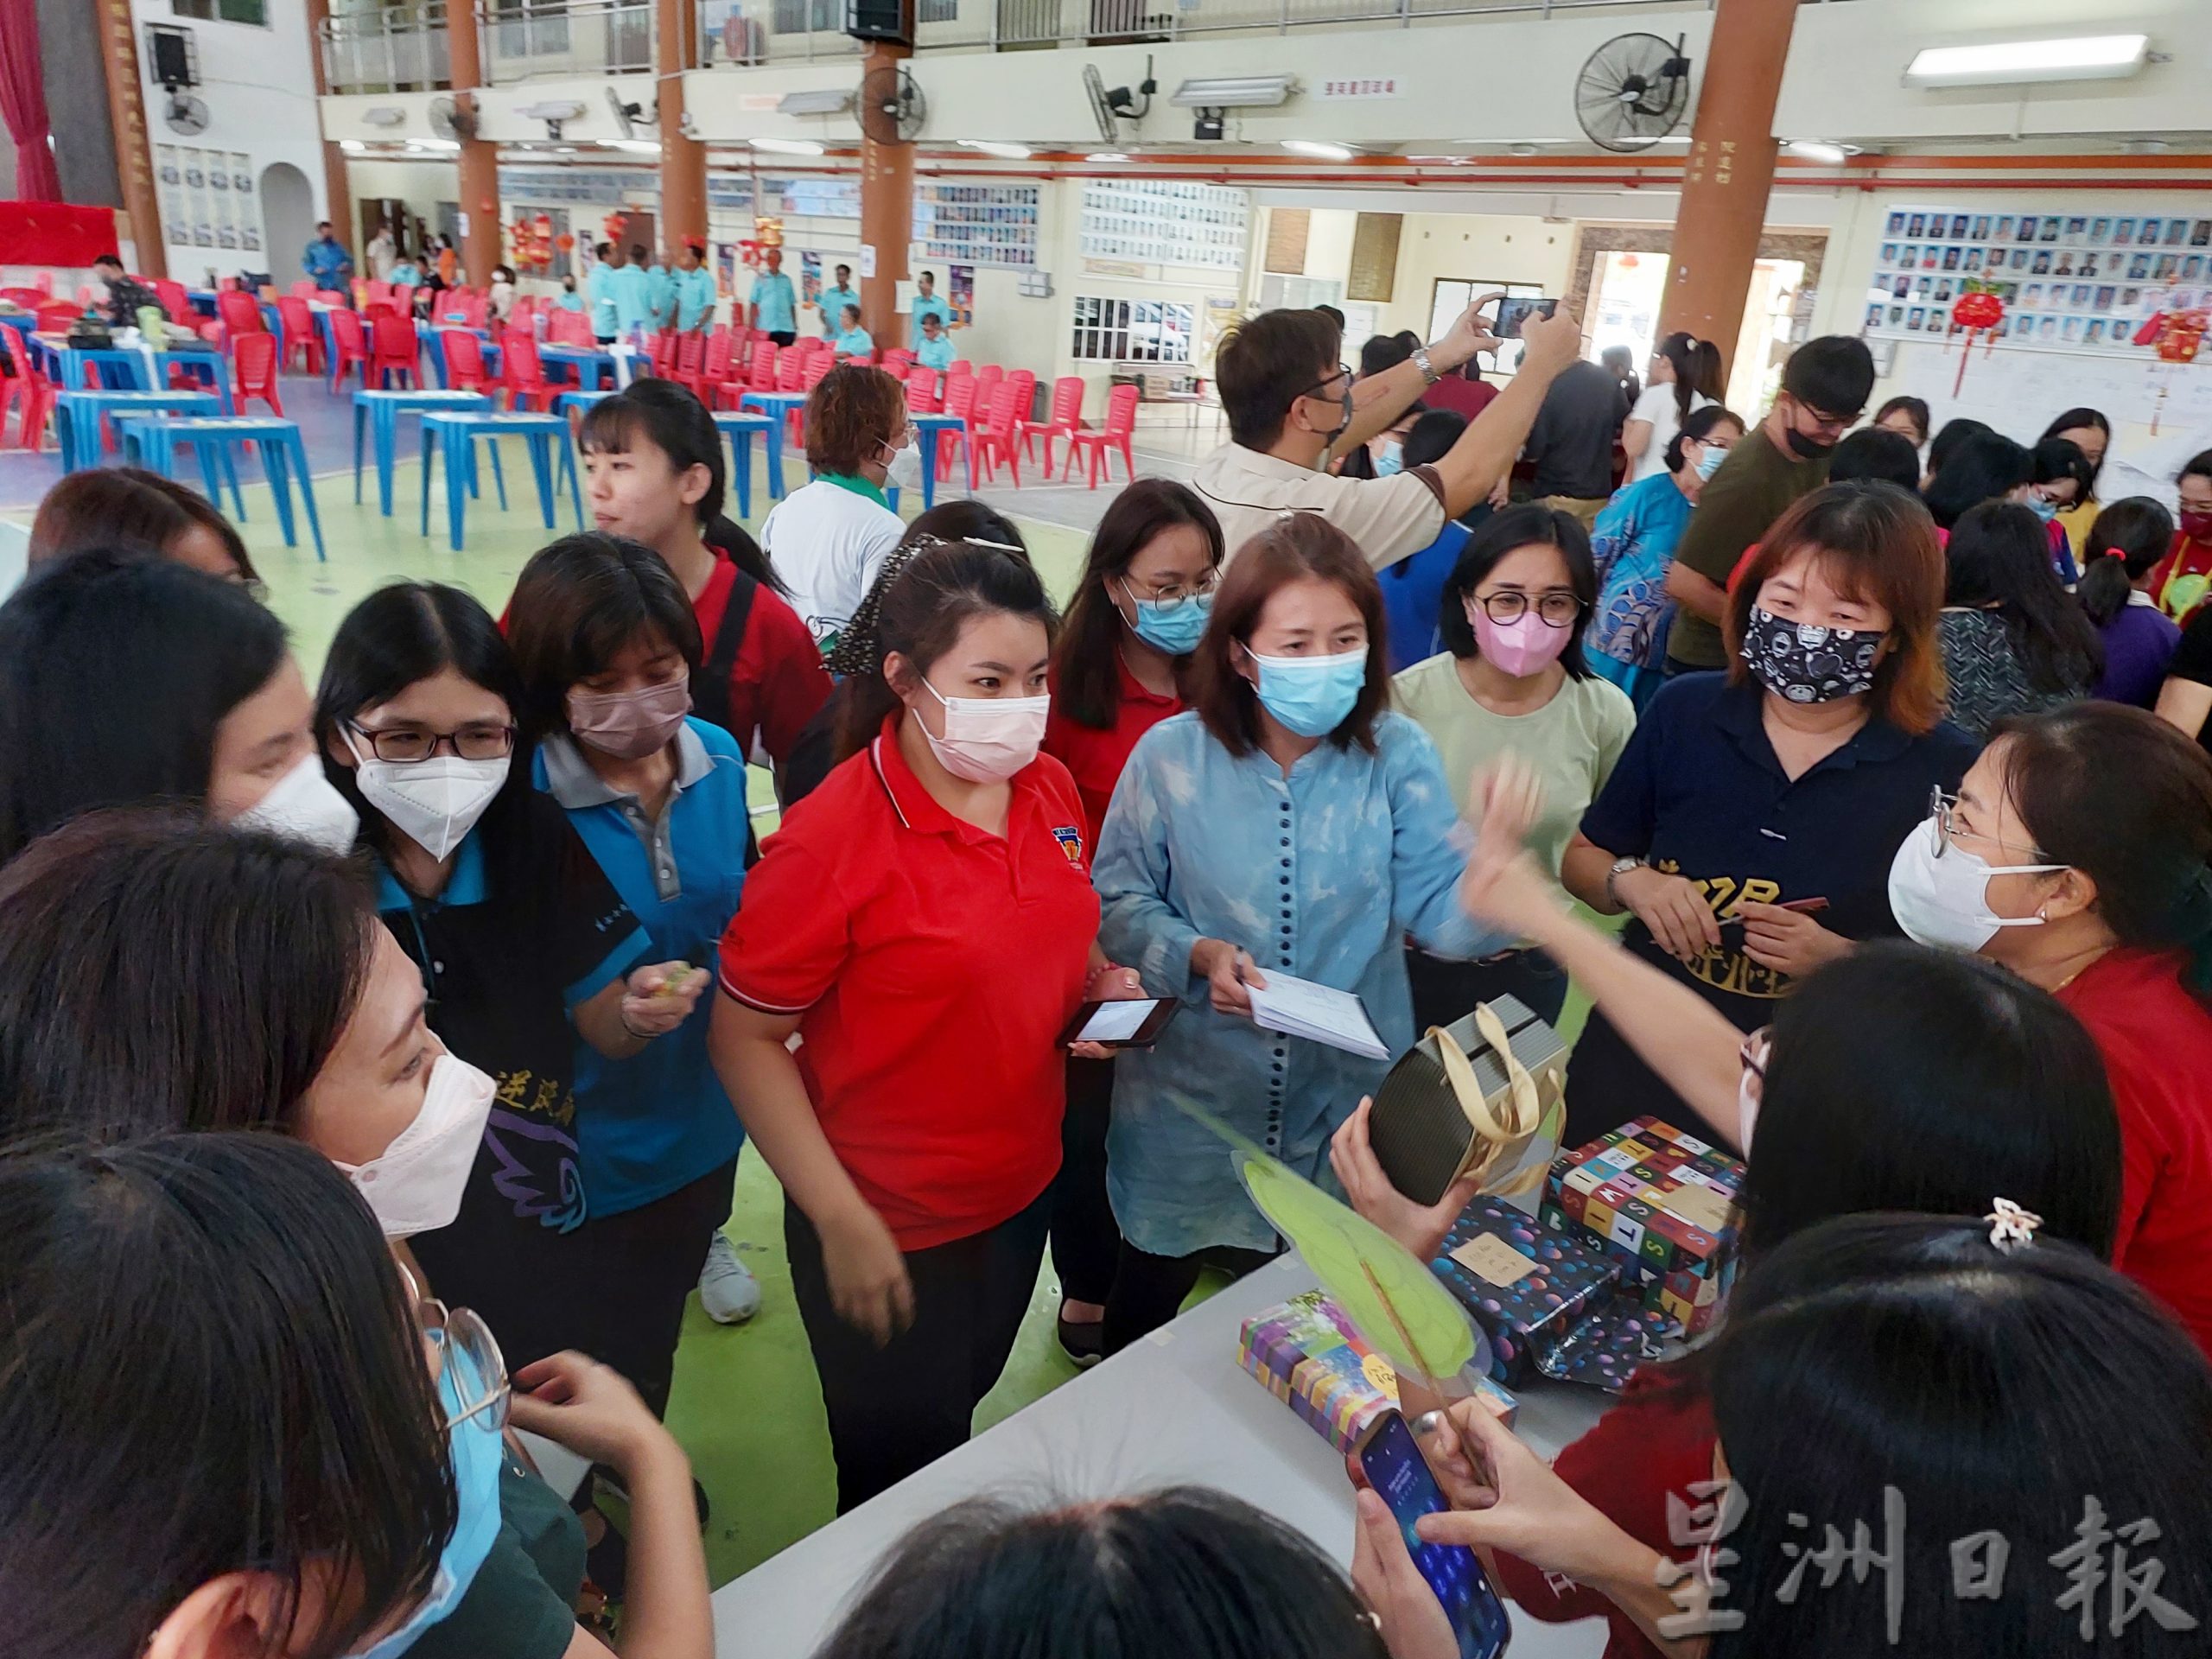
[1619,330,1721,482]
[2081,496,2182,706]
[2040,404,2112,556]
[1936,499,2100,738]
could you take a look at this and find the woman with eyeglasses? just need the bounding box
[1036,478,1226,1363]
[316,582,704,1374]
[1558,482,1975,1144]
[1391,505,1634,1033]
[1885,700,2212,1357]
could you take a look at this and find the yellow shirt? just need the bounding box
[2057,494,2100,559]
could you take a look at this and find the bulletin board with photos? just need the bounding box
[1079,181,1249,270]
[156,145,259,252]
[1864,204,2212,353]
[914,183,1039,269]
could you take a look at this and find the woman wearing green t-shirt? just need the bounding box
[1391,504,1635,1029]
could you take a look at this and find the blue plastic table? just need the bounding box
[538,344,620,389]
[554,390,613,418]
[912,412,974,509]
[353,389,493,517]
[738,391,805,501]
[31,334,149,391]
[710,411,781,520]
[419,410,583,551]
[156,349,234,410]
[55,389,220,473]
[125,416,325,560]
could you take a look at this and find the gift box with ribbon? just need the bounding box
[1542,1116,1745,1338]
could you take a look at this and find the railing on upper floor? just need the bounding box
[320,0,654,93]
[321,3,452,93]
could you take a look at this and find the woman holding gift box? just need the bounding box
[1093,512,1508,1354]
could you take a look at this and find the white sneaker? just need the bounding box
[699,1231,762,1324]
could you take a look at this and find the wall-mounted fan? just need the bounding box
[1574,34,1692,154]
[163,92,210,136]
[606,86,652,138]
[1084,58,1155,145]
[857,65,926,146]
[428,95,479,143]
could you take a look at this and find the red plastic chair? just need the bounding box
[881,347,916,377]
[10,350,57,449]
[904,368,941,415]
[976,363,1005,397]
[153,279,192,320]
[499,330,556,411]
[1020,375,1086,473]
[745,340,779,389]
[368,314,420,390]
[973,381,1027,486]
[445,330,493,396]
[934,373,980,480]
[36,302,80,331]
[275,295,325,374]
[775,352,806,393]
[233,332,284,415]
[671,329,703,388]
[1064,383,1141,488]
[0,286,44,308]
[548,308,594,347]
[687,329,733,404]
[216,289,264,341]
[803,353,834,389]
[327,308,372,388]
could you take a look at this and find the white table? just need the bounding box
[711,1253,1610,1657]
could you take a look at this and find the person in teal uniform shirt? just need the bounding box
[912,269,953,330]
[914,311,957,372]
[818,263,860,338]
[831,304,875,359]
[388,255,423,288]
[671,241,715,332]
[612,243,655,341]
[588,244,623,343]
[557,273,585,312]
[642,244,675,331]
[750,246,798,346]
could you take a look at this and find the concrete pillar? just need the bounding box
[1655,0,1798,379]
[96,0,165,276]
[857,43,913,347]
[655,0,707,252]
[302,0,356,264]
[443,0,501,285]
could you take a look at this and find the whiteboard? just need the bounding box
[1888,339,2212,474]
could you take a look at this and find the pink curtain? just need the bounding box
[0,0,60,201]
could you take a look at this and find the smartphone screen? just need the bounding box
[1357,1412,1511,1659]
[1493,296,1558,340]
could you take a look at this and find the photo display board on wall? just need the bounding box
[1864,204,2212,353]
[915,183,1039,269]
[1079,181,1247,270]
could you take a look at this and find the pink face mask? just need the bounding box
[1470,605,1573,677]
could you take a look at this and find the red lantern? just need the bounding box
[556,232,575,252]
[1947,285,2007,395]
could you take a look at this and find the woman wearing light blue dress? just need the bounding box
[1092,513,1504,1351]
[1585,404,1741,710]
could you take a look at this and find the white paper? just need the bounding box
[1078,999,1157,1043]
[1247,972,1389,1060]
[858,244,877,279]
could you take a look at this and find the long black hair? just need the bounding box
[1653,329,1723,425]
[505,531,705,742]
[815,1487,1390,1659]
[1435,503,1597,679]
[1702,1216,2212,1659]
[1924,416,1992,480]
[313,581,535,882]
[1053,479,1224,730]
[0,1132,455,1659]
[2038,404,2111,495]
[1944,500,2102,693]
[1922,430,2031,530]
[0,547,289,863]
[578,376,786,594]
[2031,435,2095,509]
[2079,496,2177,626]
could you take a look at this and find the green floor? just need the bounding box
[4,452,1595,1588]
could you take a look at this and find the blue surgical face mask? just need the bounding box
[1121,580,1212,656]
[1373,440,1404,478]
[350,1352,504,1658]
[1247,645,1367,738]
[1694,443,1729,481]
[2027,493,2062,524]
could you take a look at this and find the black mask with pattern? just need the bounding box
[1740,605,1885,702]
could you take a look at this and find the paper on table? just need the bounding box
[1247,971,1389,1060]
[1078,999,1156,1043]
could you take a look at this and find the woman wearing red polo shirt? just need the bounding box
[712,541,1112,1512]
[1040,479,1224,1363]
[1890,700,2212,1356]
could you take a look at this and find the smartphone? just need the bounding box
[1492,296,1559,340]
[1054,996,1179,1049]
[1353,1410,1511,1659]
[1716,895,1831,941]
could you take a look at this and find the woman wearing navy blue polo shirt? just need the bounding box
[508,535,759,1414]
[1560,481,1976,1146]
[317,582,707,1375]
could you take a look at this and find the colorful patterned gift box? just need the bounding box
[1542,1116,1745,1338]
[1430,1196,1664,1388]
[1236,1291,1516,1453]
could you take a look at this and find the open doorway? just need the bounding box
[1586,248,1806,415]
[259,162,317,280]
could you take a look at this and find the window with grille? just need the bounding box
[174,0,267,22]
[1071,296,1194,364]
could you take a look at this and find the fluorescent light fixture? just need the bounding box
[1785,140,1850,163]
[1903,34,2147,87]
[340,138,366,154]
[604,138,660,154]
[749,137,826,156]
[1281,139,1354,161]
[957,139,1032,160]
[1087,150,1130,162]
[362,106,406,127]
[517,99,588,121]
[421,137,461,152]
[778,88,854,117]
[1171,75,1295,108]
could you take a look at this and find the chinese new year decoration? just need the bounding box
[1946,285,2006,396]
[2133,306,2209,432]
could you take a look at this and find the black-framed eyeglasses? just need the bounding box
[1300,364,1353,400]
[1471,589,1580,628]
[1790,397,1862,436]
[350,721,517,764]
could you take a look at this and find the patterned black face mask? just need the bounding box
[1739,605,1885,703]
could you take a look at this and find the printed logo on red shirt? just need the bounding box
[1052,824,1086,868]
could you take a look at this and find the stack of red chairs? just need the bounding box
[904,370,941,416]
[803,353,834,390]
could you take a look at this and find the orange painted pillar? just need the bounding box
[858,42,914,348]
[443,0,501,285]
[97,0,166,277]
[1656,0,1799,378]
[303,0,356,263]
[656,0,708,251]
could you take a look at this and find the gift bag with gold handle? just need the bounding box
[1364,994,1567,1211]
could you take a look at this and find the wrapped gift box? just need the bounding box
[1430,1195,1640,1387]
[1236,1291,1516,1453]
[1544,1116,1745,1338]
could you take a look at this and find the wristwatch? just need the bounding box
[1410,345,1440,385]
[1605,855,1646,909]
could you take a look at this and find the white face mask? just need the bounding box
[917,678,1050,784]
[334,1052,495,1239]
[1887,815,2066,953]
[346,731,510,862]
[883,440,925,493]
[232,752,359,854]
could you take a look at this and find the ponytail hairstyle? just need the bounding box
[1653,330,1718,426]
[2078,497,2176,626]
[833,537,1057,762]
[1993,702,2212,1002]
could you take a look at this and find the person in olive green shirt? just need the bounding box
[1662,335,1875,672]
